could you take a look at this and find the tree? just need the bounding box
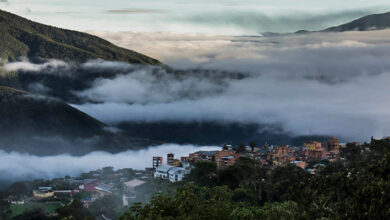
[102,166,115,174]
[249,141,256,152]
[13,209,51,220]
[56,200,94,220]
[258,201,299,220]
[185,161,218,187]
[237,144,247,153]
[0,200,11,220]
[340,143,363,162]
[88,194,124,219]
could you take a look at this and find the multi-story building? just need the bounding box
[324,137,340,153]
[215,149,240,169]
[173,159,181,167]
[304,141,324,160]
[153,156,163,169]
[189,151,218,163]
[266,145,296,166]
[167,153,175,166]
[154,165,187,183]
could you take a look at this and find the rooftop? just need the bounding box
[124,179,145,188]
[156,165,175,172]
[95,183,113,193]
[193,150,219,156]
[168,167,186,174]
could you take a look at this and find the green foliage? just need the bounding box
[184,161,218,187]
[120,182,301,220]
[120,183,234,220]
[11,203,62,218]
[13,209,53,220]
[340,143,363,161]
[56,200,94,220]
[0,199,11,220]
[88,194,125,219]
[290,153,390,219]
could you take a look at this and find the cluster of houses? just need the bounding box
[24,169,150,209]
[152,137,357,181]
[6,136,360,217]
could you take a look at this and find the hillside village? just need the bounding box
[1,136,367,219]
[152,136,360,181]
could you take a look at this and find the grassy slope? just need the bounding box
[0,9,160,64]
[11,203,63,217]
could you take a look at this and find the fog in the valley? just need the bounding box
[5,30,390,142]
[0,144,219,187]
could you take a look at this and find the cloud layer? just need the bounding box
[70,30,390,141]
[0,144,219,184]
[5,31,390,142]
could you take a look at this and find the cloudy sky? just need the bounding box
[2,0,390,34]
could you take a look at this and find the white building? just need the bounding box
[154,165,173,179]
[154,165,187,182]
[168,167,186,182]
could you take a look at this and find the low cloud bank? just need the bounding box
[0,144,219,184]
[5,31,390,141]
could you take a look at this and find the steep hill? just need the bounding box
[0,86,105,137]
[0,86,155,155]
[323,11,390,32]
[0,9,160,64]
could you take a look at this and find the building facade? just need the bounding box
[167,153,175,166]
[153,156,163,169]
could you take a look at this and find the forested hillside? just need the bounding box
[0,9,160,64]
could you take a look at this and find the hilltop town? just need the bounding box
[152,136,360,182]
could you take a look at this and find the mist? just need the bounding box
[5,31,390,142]
[0,144,219,186]
[73,31,390,141]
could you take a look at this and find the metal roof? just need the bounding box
[168,167,185,174]
[155,164,175,172]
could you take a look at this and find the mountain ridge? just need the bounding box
[323,11,390,32]
[0,9,160,64]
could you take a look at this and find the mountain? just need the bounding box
[0,9,160,64]
[323,11,390,32]
[0,86,156,155]
[0,86,105,137]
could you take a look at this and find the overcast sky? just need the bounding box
[2,0,390,34]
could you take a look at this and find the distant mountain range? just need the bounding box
[0,9,160,64]
[323,11,390,32]
[293,11,390,34]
